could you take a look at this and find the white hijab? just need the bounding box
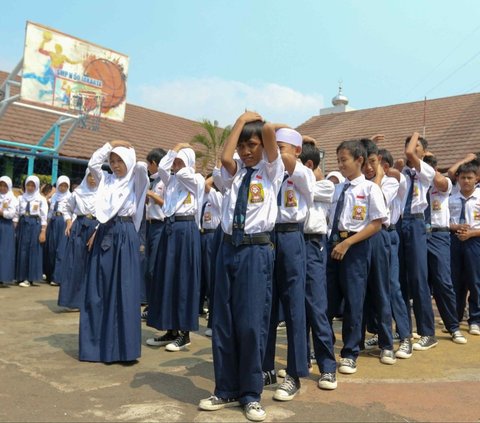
[74,169,98,215]
[0,176,15,202]
[50,175,72,206]
[23,175,42,202]
[96,146,147,231]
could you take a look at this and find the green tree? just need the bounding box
[191,119,231,174]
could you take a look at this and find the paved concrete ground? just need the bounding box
[1,282,479,422]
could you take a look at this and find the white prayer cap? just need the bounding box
[275,128,302,147]
[177,148,196,169]
[326,171,345,184]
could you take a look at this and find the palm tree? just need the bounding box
[191,119,231,174]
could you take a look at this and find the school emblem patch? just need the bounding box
[183,192,192,204]
[352,205,366,220]
[249,183,264,203]
[432,200,441,211]
[284,189,298,207]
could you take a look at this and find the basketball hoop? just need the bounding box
[70,91,103,131]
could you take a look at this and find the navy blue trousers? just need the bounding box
[398,217,435,336]
[327,238,371,360]
[199,230,216,313]
[207,225,224,329]
[263,230,308,378]
[427,231,459,332]
[450,235,480,325]
[362,230,393,350]
[16,216,43,282]
[144,220,165,308]
[212,240,274,405]
[44,215,68,283]
[388,230,411,340]
[0,218,15,283]
[58,216,97,308]
[304,235,336,373]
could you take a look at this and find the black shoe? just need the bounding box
[165,332,191,351]
[146,331,177,347]
[273,374,300,401]
[141,306,149,320]
[263,369,277,386]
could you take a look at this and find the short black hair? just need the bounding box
[359,138,379,157]
[336,139,367,164]
[457,161,479,176]
[378,148,393,167]
[405,135,428,150]
[299,142,321,168]
[423,155,437,169]
[146,148,167,165]
[238,120,264,144]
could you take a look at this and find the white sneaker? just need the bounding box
[204,328,212,337]
[244,401,266,422]
[19,280,31,287]
[50,281,59,286]
[469,324,480,335]
[451,330,467,344]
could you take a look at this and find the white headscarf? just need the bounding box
[23,175,42,202]
[326,171,345,185]
[0,176,15,202]
[177,148,196,169]
[73,169,98,216]
[96,146,147,231]
[50,175,72,206]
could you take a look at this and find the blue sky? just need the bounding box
[2,1,480,127]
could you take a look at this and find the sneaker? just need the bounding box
[198,395,239,411]
[244,401,266,422]
[165,332,191,351]
[469,324,480,335]
[50,281,59,286]
[273,374,300,401]
[263,369,277,386]
[380,349,397,365]
[277,368,286,378]
[413,335,438,351]
[338,357,357,374]
[19,280,31,287]
[393,332,401,343]
[204,328,212,337]
[277,321,287,331]
[141,307,148,320]
[364,334,379,350]
[441,327,449,334]
[451,330,467,344]
[395,338,413,359]
[412,332,421,339]
[310,350,317,363]
[146,331,178,347]
[318,372,337,390]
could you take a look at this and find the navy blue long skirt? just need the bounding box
[58,216,97,308]
[144,220,165,308]
[147,219,201,332]
[44,215,68,283]
[16,216,43,282]
[79,218,142,363]
[0,217,16,283]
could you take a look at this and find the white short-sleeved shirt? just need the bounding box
[304,179,335,234]
[380,175,400,228]
[429,178,452,228]
[449,187,480,229]
[0,195,18,220]
[401,160,435,215]
[17,196,48,226]
[220,155,285,235]
[146,177,165,221]
[328,174,388,233]
[277,162,314,224]
[201,189,222,230]
[49,196,72,221]
[390,173,407,225]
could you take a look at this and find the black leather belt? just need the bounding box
[403,213,424,220]
[112,216,133,223]
[201,228,216,234]
[330,230,356,244]
[386,224,396,231]
[166,215,195,223]
[275,222,301,232]
[54,212,63,216]
[431,227,450,232]
[304,233,326,241]
[224,232,271,245]
[148,219,164,224]
[77,214,96,220]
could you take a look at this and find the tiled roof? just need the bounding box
[296,94,480,173]
[0,70,207,162]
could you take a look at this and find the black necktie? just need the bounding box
[200,201,208,228]
[459,198,467,224]
[404,169,415,217]
[424,186,432,227]
[232,167,254,246]
[277,173,289,206]
[330,182,350,242]
[26,201,30,214]
[53,200,59,212]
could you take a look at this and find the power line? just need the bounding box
[403,23,480,99]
